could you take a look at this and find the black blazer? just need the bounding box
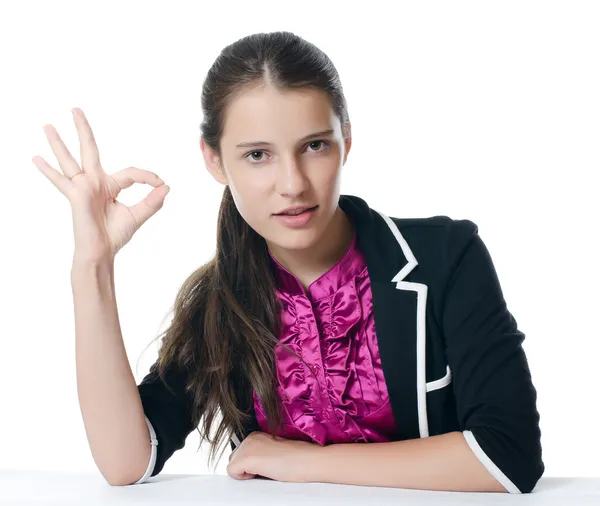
[137,193,544,493]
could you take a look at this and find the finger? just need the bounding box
[226,462,257,480]
[42,124,82,179]
[239,472,256,480]
[33,155,72,197]
[72,108,103,179]
[112,167,164,191]
[127,184,170,226]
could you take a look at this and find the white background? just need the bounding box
[1,0,598,480]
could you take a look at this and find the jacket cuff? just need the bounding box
[463,430,521,493]
[133,416,158,484]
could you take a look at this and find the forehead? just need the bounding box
[221,85,339,146]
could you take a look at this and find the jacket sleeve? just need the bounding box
[133,358,197,483]
[441,219,544,494]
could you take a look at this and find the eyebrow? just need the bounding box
[235,129,335,149]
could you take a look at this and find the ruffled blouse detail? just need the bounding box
[252,229,397,445]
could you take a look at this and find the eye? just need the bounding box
[246,151,266,163]
[307,140,330,152]
[243,140,331,165]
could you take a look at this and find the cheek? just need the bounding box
[228,185,269,231]
[311,163,342,195]
[228,175,264,208]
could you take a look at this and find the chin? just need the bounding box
[272,231,320,250]
[264,224,323,251]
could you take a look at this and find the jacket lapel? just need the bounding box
[339,195,426,440]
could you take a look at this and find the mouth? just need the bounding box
[274,205,318,216]
[273,205,319,227]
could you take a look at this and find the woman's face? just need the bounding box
[201,83,351,255]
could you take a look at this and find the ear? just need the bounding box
[342,121,352,165]
[200,137,228,185]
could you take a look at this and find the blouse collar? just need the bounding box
[267,227,366,301]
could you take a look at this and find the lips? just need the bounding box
[276,205,317,216]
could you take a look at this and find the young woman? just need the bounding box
[34,31,543,494]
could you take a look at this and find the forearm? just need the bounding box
[306,431,507,493]
[72,257,151,486]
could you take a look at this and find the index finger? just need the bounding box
[72,107,103,179]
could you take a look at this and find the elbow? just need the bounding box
[102,471,133,487]
[103,469,146,487]
[101,454,155,487]
[507,429,545,494]
[491,456,544,494]
[106,477,133,487]
[516,455,545,494]
[463,427,544,494]
[106,434,158,486]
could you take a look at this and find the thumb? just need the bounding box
[128,184,170,226]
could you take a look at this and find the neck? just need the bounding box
[267,206,355,291]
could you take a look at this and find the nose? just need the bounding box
[275,156,309,196]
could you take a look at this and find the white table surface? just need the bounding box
[1,471,599,505]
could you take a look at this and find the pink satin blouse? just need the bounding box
[252,229,398,445]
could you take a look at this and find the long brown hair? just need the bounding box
[141,31,351,469]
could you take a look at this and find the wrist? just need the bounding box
[72,251,114,269]
[300,443,325,483]
[71,254,115,280]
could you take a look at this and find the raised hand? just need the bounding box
[33,108,170,262]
